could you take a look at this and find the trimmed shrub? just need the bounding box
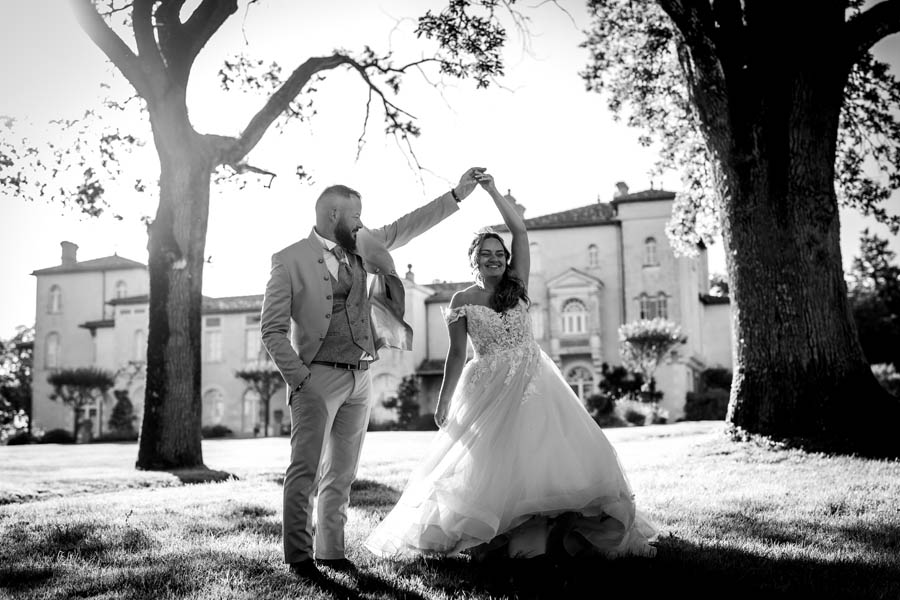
[5,431,34,445]
[38,428,75,444]
[96,430,139,443]
[408,413,439,431]
[684,389,730,421]
[201,424,233,439]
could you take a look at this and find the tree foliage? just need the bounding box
[47,367,115,440]
[618,318,686,393]
[580,0,900,256]
[234,359,283,437]
[0,326,34,439]
[847,229,900,368]
[382,374,421,430]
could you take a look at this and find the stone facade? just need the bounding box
[29,185,734,437]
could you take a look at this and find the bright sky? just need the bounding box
[1,0,898,339]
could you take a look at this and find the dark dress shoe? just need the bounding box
[288,560,328,584]
[316,558,359,575]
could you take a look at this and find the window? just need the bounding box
[46,332,60,368]
[115,280,127,299]
[566,366,594,401]
[204,317,223,362]
[588,244,599,267]
[134,330,145,361]
[244,328,262,361]
[203,388,225,425]
[644,237,659,266]
[48,285,62,314]
[638,292,669,320]
[561,299,588,334]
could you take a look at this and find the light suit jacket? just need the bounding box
[261,193,459,396]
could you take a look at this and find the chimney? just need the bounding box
[405,264,415,283]
[614,181,629,198]
[61,241,79,266]
[505,189,526,217]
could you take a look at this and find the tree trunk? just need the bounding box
[136,106,213,470]
[718,43,900,457]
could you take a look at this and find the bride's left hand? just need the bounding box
[474,171,498,194]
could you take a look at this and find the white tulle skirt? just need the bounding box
[365,343,658,560]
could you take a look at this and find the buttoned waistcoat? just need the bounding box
[260,193,459,396]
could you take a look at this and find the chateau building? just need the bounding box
[29,184,733,438]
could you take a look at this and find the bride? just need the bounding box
[365,171,658,560]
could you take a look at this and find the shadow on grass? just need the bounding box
[167,467,236,484]
[349,478,401,511]
[3,530,898,599]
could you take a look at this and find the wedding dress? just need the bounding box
[365,300,658,559]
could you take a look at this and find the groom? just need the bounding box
[260,167,484,583]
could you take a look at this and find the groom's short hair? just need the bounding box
[316,185,361,210]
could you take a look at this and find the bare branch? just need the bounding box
[180,0,238,73]
[69,0,151,96]
[845,0,900,64]
[225,54,353,164]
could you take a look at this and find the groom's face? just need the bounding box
[334,195,363,252]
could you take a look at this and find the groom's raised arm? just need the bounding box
[364,167,484,251]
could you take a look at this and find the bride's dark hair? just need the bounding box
[468,231,529,313]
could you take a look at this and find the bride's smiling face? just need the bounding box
[475,237,508,279]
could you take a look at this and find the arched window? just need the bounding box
[115,280,128,299]
[46,332,60,368]
[561,299,588,334]
[588,244,599,267]
[566,366,595,400]
[644,237,658,266]
[530,241,542,273]
[202,388,226,425]
[134,330,145,361]
[48,285,62,314]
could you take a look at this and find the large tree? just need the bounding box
[579,0,900,456]
[1,1,507,469]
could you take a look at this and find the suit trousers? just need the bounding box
[283,363,371,563]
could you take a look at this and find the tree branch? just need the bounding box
[132,0,167,90]
[224,54,353,164]
[656,0,731,141]
[845,0,900,64]
[69,0,151,97]
[179,0,238,77]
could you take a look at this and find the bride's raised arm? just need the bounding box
[476,173,530,289]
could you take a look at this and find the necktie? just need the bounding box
[330,245,346,262]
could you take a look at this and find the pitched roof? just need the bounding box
[492,201,618,232]
[424,281,473,304]
[610,189,676,205]
[32,255,146,275]
[108,295,149,306]
[492,188,676,232]
[107,294,265,314]
[202,294,264,314]
[78,319,115,330]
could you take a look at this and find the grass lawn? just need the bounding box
[1,421,898,599]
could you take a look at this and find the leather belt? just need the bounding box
[311,360,370,371]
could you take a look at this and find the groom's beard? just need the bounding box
[334,219,358,253]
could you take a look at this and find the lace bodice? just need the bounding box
[444,300,535,358]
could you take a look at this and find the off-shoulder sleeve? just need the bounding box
[442,305,467,325]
